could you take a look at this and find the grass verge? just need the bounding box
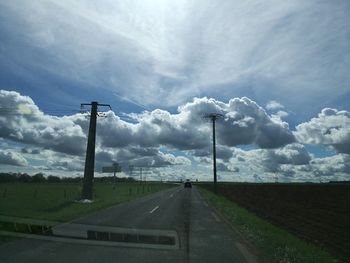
[198,187,340,263]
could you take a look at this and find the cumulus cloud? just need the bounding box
[48,159,84,172]
[21,148,40,154]
[261,143,311,173]
[10,90,350,181]
[226,143,349,182]
[0,90,297,174]
[0,90,86,155]
[272,143,311,165]
[275,153,350,181]
[190,145,233,162]
[294,108,350,154]
[217,97,294,148]
[216,162,230,172]
[97,109,209,150]
[309,154,350,177]
[96,96,295,150]
[217,162,239,172]
[231,143,311,173]
[1,91,196,171]
[95,146,191,170]
[266,100,284,110]
[216,146,234,162]
[0,150,28,166]
[128,153,191,168]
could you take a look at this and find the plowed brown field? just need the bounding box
[201,183,350,261]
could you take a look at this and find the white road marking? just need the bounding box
[170,187,182,198]
[149,206,159,213]
[211,212,221,222]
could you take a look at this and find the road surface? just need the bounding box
[0,186,257,263]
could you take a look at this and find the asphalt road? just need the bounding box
[0,186,257,263]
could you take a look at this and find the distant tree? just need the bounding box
[0,172,18,182]
[18,173,31,182]
[47,175,61,183]
[32,173,46,183]
[61,176,82,183]
[126,177,136,182]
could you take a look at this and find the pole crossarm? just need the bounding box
[203,113,224,121]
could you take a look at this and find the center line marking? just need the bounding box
[149,206,159,214]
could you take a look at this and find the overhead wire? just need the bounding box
[0,106,82,116]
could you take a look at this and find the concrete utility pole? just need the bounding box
[139,167,143,185]
[204,113,223,194]
[113,162,118,188]
[128,165,134,180]
[81,101,111,200]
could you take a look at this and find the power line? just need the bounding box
[0,107,82,116]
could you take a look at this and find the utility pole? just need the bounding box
[203,113,223,194]
[112,162,121,189]
[81,101,111,200]
[139,167,142,185]
[128,165,134,181]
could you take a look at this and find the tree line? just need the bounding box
[0,172,136,183]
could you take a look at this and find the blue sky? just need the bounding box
[0,0,349,182]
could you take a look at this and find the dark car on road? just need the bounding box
[184,181,192,188]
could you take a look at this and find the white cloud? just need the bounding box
[273,143,311,165]
[221,145,349,182]
[228,143,311,174]
[275,153,350,181]
[218,97,294,148]
[0,90,86,155]
[128,152,191,168]
[0,90,296,177]
[294,108,350,154]
[47,159,84,172]
[0,150,28,166]
[95,146,191,170]
[216,162,239,173]
[2,90,349,182]
[97,96,295,150]
[266,100,284,110]
[309,154,350,177]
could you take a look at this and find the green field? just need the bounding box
[0,182,175,222]
[198,187,340,263]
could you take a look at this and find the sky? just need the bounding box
[0,0,349,182]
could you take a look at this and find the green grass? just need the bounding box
[198,187,340,263]
[0,182,174,222]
